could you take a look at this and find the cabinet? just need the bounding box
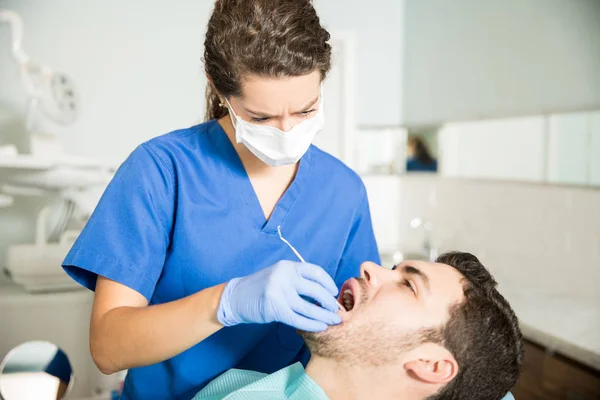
[512,340,600,400]
[0,279,96,398]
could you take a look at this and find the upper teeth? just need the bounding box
[342,289,354,311]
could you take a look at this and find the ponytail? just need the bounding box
[204,83,229,122]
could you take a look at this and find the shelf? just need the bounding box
[0,154,114,192]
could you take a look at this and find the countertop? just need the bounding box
[499,282,600,371]
[0,275,90,303]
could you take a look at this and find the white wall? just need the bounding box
[0,0,405,267]
[403,0,600,125]
[0,0,405,164]
[314,0,404,126]
[0,0,211,163]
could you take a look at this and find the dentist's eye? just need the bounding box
[300,109,316,117]
[251,117,270,123]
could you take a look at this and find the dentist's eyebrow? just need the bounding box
[244,96,319,118]
[293,96,319,113]
[403,265,431,294]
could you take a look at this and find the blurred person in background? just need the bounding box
[407,136,438,172]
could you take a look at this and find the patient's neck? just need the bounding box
[305,356,425,400]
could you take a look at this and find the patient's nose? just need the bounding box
[360,261,388,288]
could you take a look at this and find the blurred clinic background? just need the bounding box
[0,1,599,399]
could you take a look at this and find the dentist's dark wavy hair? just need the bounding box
[203,0,332,121]
[429,252,524,400]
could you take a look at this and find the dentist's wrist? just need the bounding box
[216,278,241,327]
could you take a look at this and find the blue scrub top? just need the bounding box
[63,120,380,400]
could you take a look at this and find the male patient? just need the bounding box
[193,252,524,400]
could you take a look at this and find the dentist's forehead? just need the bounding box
[239,72,321,106]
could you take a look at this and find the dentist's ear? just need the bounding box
[404,344,458,384]
[206,75,227,107]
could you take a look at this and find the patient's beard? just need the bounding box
[299,280,442,366]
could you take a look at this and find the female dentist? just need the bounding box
[63,0,379,398]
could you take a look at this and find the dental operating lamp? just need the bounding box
[0,9,114,216]
[0,9,79,132]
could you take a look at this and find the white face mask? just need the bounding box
[224,88,325,166]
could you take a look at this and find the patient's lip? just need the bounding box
[338,278,360,315]
[338,281,349,304]
[347,278,360,307]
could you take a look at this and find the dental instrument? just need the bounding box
[277,226,345,312]
[277,226,306,263]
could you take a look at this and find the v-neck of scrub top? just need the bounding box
[211,121,313,235]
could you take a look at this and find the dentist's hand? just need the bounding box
[217,260,341,332]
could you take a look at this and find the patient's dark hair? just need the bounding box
[428,252,524,400]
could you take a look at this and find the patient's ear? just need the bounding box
[404,343,458,384]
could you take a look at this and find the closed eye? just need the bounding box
[299,109,316,117]
[251,110,314,123]
[250,116,270,123]
[403,279,415,294]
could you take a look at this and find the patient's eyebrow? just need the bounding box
[403,265,431,294]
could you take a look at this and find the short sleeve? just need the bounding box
[62,143,175,301]
[334,185,381,287]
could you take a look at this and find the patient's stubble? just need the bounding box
[299,278,442,366]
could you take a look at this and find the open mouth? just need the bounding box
[341,289,354,311]
[338,279,358,312]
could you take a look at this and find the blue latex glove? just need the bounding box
[217,260,342,332]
